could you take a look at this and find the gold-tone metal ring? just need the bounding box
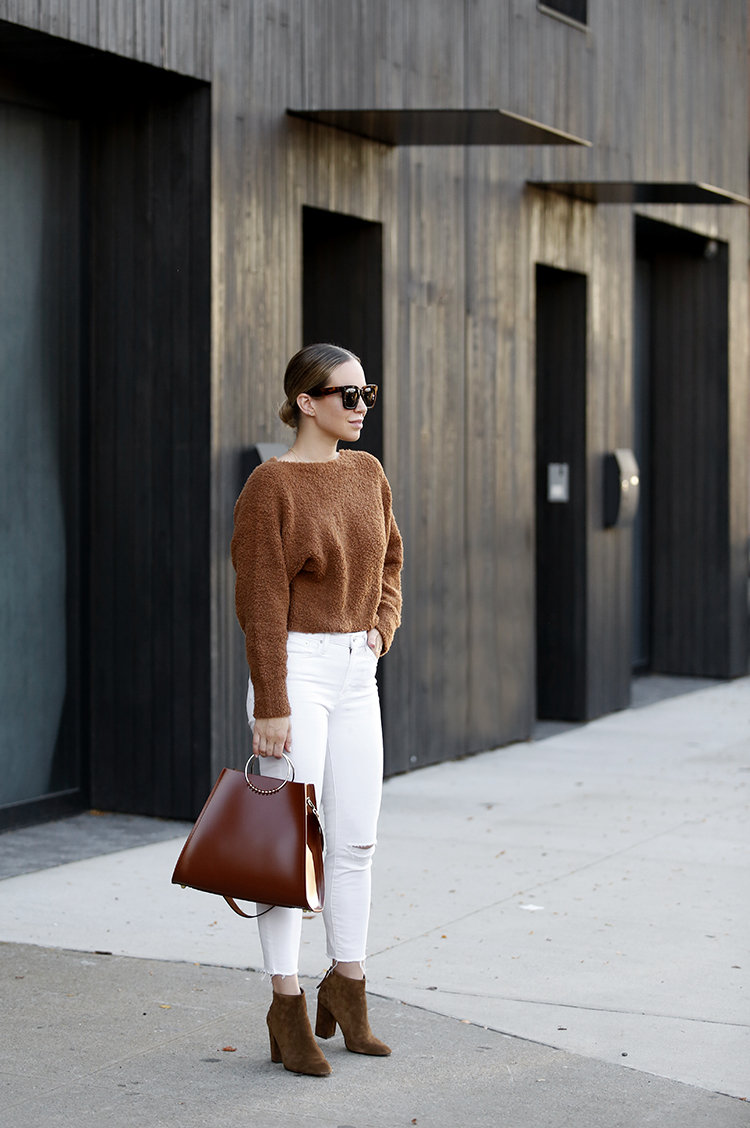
[244,752,295,793]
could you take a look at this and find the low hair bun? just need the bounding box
[279,398,298,428]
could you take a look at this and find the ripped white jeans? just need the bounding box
[246,631,383,977]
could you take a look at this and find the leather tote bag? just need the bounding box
[172,754,325,917]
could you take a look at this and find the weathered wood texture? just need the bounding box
[0,1,212,79]
[0,1,746,797]
[212,0,748,768]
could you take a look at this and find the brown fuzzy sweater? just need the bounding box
[231,450,403,718]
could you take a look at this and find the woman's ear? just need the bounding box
[297,393,315,418]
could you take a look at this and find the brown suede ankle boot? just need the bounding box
[315,967,391,1055]
[266,989,332,1076]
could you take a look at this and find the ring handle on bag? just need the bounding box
[244,751,295,793]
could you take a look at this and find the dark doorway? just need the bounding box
[87,78,211,821]
[0,102,82,819]
[302,206,384,463]
[635,217,742,678]
[535,265,588,720]
[302,205,388,731]
[0,22,211,828]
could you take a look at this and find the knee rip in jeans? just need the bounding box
[346,842,376,857]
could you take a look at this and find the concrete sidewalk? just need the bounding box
[1,679,748,1125]
[3,942,747,1128]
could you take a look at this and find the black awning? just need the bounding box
[288,108,591,147]
[528,181,750,205]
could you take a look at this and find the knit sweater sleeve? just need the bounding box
[374,472,403,654]
[231,467,292,719]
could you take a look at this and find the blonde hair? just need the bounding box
[279,343,360,429]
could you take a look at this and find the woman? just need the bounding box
[231,343,403,1076]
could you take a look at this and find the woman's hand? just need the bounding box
[367,628,383,658]
[253,716,292,759]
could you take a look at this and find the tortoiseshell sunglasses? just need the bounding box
[309,384,378,410]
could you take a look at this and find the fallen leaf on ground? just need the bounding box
[221,1046,237,1052]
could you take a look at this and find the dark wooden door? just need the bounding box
[535,265,588,720]
[88,80,212,818]
[636,217,742,677]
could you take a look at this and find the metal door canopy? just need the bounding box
[289,108,591,147]
[528,180,750,205]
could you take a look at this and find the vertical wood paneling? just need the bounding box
[463,160,536,750]
[0,0,746,796]
[205,0,747,764]
[398,146,468,767]
[586,207,633,718]
[162,0,213,78]
[0,0,212,78]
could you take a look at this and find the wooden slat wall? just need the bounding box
[391,145,469,769]
[2,0,746,791]
[463,164,536,752]
[0,1,212,79]
[585,207,635,718]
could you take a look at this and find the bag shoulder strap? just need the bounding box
[224,897,273,919]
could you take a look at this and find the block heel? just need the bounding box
[315,1000,337,1039]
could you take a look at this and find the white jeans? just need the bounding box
[246,631,383,977]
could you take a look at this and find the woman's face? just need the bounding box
[302,358,368,444]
